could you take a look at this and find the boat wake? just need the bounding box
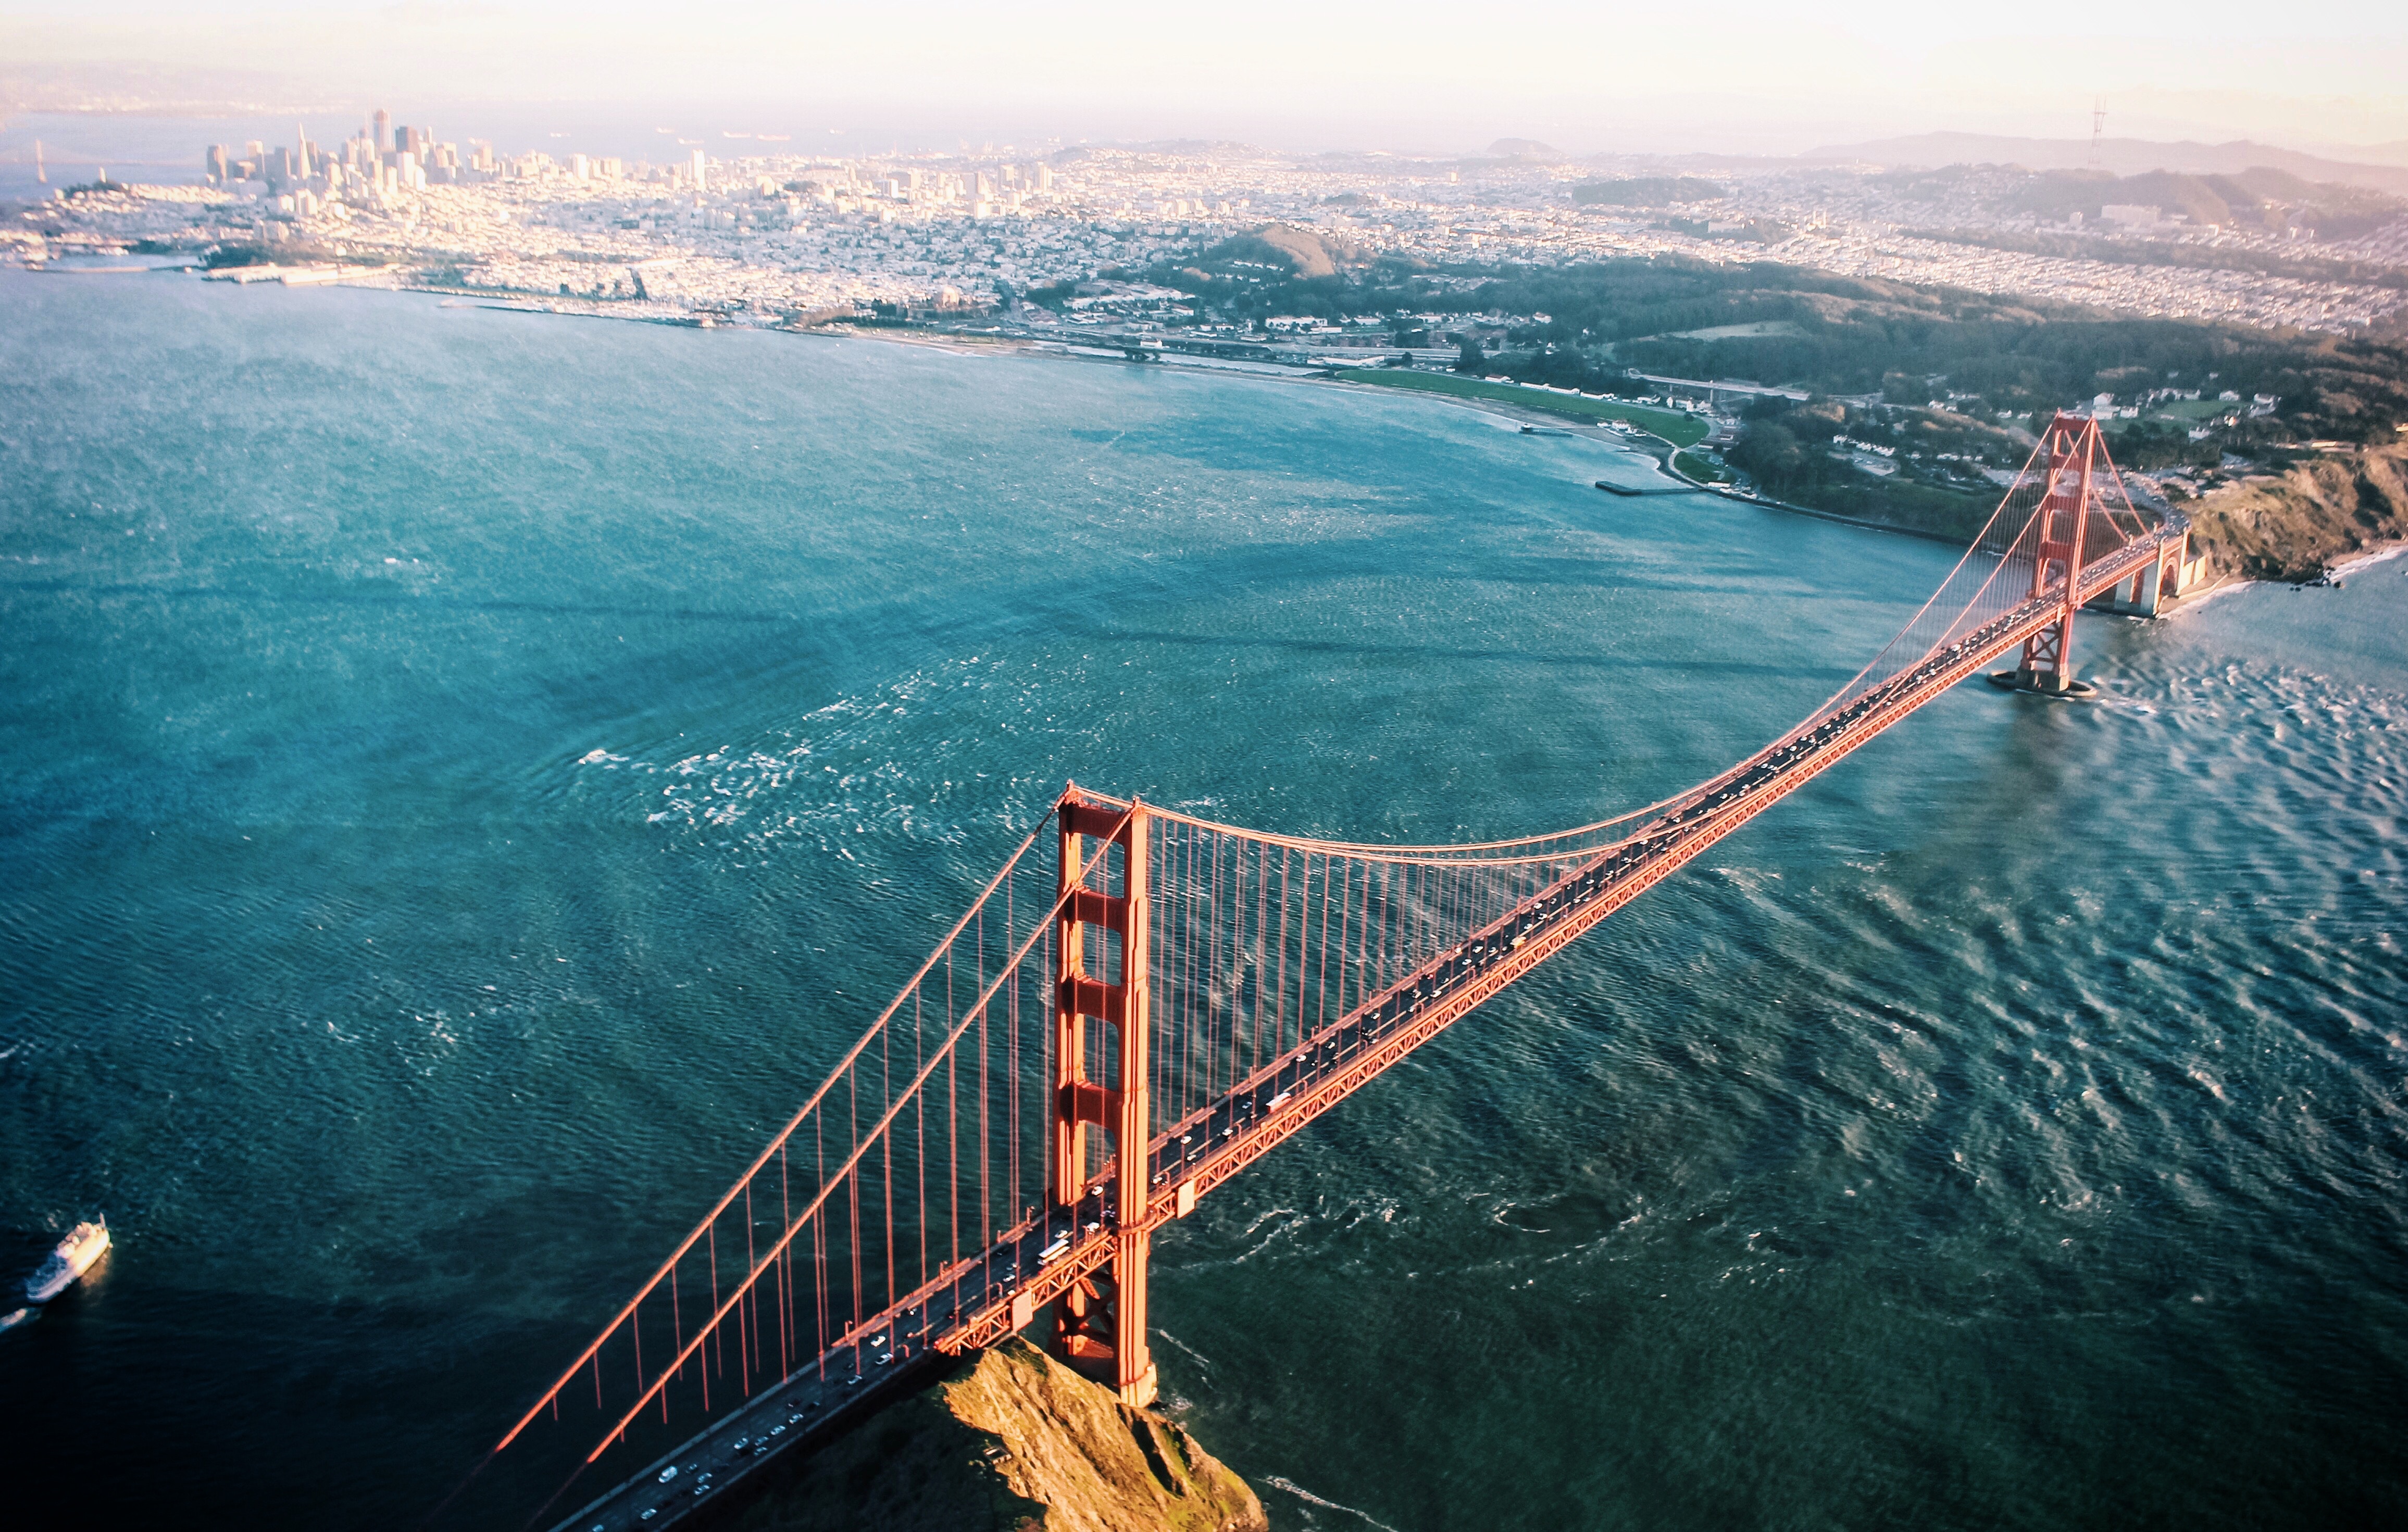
[1265,1475,1405,1531]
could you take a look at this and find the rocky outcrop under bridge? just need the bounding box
[714,1338,1266,1532]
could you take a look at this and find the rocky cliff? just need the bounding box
[2186,443,2408,582]
[718,1339,1266,1532]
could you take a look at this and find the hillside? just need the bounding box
[2185,442,2408,581]
[717,1340,1267,1532]
[1996,167,2397,238]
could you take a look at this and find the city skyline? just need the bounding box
[31,98,2389,345]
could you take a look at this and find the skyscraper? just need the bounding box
[373,109,391,154]
[205,144,229,183]
[690,148,708,193]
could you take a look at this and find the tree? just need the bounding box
[1727,421,1810,493]
[1454,336,1485,373]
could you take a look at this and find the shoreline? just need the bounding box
[38,268,1923,525]
[31,265,2335,598]
[2329,539,2408,579]
[394,284,2288,594]
[2162,572,2247,613]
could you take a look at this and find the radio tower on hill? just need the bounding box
[2089,99,2107,168]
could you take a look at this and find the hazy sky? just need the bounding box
[5,1,2406,157]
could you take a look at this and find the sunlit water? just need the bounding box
[2,269,2403,1529]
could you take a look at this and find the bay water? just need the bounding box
[2,269,2403,1527]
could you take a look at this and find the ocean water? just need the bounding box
[2,268,2403,1529]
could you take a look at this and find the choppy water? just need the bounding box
[2,269,2403,1529]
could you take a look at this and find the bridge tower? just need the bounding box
[1048,787,1157,1407]
[2011,412,2103,696]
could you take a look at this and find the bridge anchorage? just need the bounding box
[456,412,2191,1532]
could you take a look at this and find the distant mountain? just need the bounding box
[0,60,336,116]
[1486,137,1561,161]
[1127,139,1263,158]
[2332,140,2408,169]
[1803,132,2408,197]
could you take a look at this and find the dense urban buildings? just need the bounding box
[9,114,2403,341]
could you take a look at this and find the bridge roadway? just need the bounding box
[550,528,2175,1532]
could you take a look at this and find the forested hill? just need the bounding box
[1507,265,2405,439]
[1138,243,2408,568]
[1148,246,2408,446]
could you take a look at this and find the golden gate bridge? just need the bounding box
[455,414,2194,1530]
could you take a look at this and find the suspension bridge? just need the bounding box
[458,414,2194,1530]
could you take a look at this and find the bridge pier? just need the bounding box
[1049,788,1158,1408]
[2084,526,2200,618]
[1990,667,2100,698]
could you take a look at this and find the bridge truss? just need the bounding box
[463,414,2191,1530]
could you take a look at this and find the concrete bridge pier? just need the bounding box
[2086,526,2200,618]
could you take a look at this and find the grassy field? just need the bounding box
[1661,319,1809,342]
[1671,450,1730,484]
[1330,369,1712,447]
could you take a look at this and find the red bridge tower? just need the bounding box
[2006,412,2104,697]
[1047,790,1157,1407]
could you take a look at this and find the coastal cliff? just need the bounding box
[2186,443,2408,581]
[718,1339,1266,1532]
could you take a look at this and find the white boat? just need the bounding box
[25,1218,109,1303]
